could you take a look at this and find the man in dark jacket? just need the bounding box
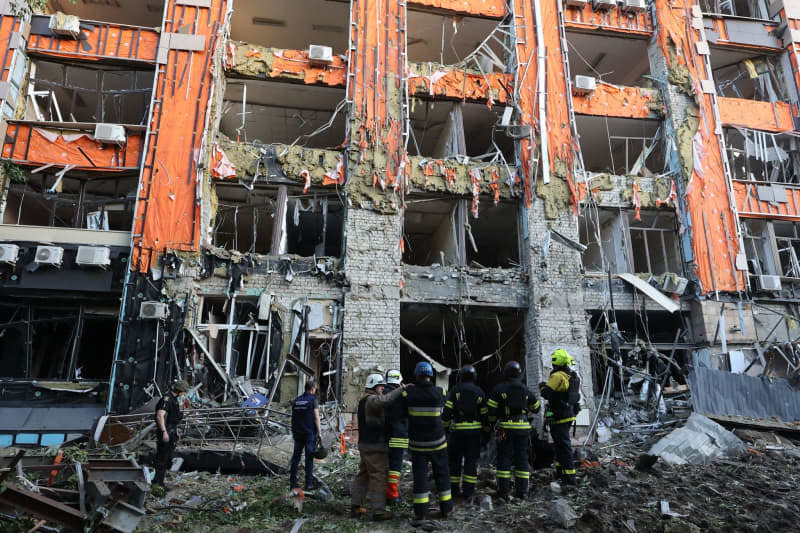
[540,349,581,487]
[384,369,408,504]
[442,364,487,501]
[290,379,322,491]
[351,373,405,520]
[399,361,452,523]
[153,380,189,487]
[487,361,540,500]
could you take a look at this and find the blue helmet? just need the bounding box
[414,361,434,377]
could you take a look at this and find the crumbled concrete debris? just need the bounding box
[649,413,747,465]
[550,498,578,528]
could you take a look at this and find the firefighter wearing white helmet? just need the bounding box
[539,349,581,487]
[351,372,405,521]
[384,369,408,504]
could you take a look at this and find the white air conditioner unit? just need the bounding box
[140,301,169,320]
[0,243,19,264]
[573,75,597,96]
[566,0,588,7]
[94,123,127,144]
[592,0,617,10]
[76,246,111,267]
[35,245,64,267]
[308,45,333,67]
[48,13,80,39]
[756,274,782,291]
[622,0,647,12]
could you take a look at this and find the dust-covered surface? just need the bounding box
[132,429,800,532]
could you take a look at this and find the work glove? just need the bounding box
[538,381,546,391]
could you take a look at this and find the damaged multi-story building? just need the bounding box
[1,0,800,446]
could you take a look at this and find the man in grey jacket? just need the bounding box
[351,373,405,520]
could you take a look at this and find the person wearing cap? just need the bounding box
[441,364,487,502]
[539,349,581,487]
[289,379,322,491]
[487,361,540,500]
[384,369,408,504]
[153,380,189,487]
[351,372,405,521]
[399,361,452,524]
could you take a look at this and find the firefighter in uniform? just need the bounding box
[400,361,453,522]
[153,380,189,487]
[351,373,405,520]
[384,369,408,505]
[441,364,487,501]
[540,349,581,486]
[487,361,540,500]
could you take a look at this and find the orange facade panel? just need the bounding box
[407,0,505,18]
[1,122,142,171]
[563,4,653,36]
[734,180,800,221]
[131,0,229,271]
[27,17,159,64]
[572,84,659,118]
[225,42,346,87]
[0,14,23,84]
[408,68,511,105]
[653,0,743,294]
[718,97,794,133]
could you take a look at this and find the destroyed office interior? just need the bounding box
[0,0,798,531]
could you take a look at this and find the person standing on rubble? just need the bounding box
[487,361,541,500]
[539,349,581,487]
[290,379,323,491]
[153,379,190,487]
[400,361,453,524]
[441,364,488,503]
[351,373,405,521]
[384,369,408,505]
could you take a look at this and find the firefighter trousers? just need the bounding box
[351,450,389,511]
[496,431,530,498]
[411,449,452,519]
[448,429,481,498]
[386,441,406,501]
[549,422,576,482]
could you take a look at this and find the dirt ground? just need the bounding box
[139,430,800,533]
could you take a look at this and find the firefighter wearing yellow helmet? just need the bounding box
[539,349,581,487]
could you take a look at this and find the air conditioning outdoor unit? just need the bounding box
[35,245,64,267]
[308,45,333,67]
[622,0,648,13]
[659,273,688,295]
[592,0,617,10]
[94,123,127,144]
[48,13,80,39]
[573,75,597,96]
[566,0,588,7]
[0,243,19,264]
[140,301,169,320]
[76,246,111,267]
[756,274,782,291]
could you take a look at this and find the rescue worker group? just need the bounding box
[291,349,581,524]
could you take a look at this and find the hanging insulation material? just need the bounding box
[734,181,800,221]
[408,65,511,106]
[2,123,143,171]
[563,4,654,36]
[225,42,347,87]
[717,98,794,133]
[131,0,229,271]
[408,0,506,18]
[347,0,406,212]
[27,19,159,64]
[572,84,661,119]
[211,143,236,179]
[653,0,742,293]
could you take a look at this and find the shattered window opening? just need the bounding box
[712,54,787,103]
[29,60,154,124]
[724,128,799,183]
[699,0,769,19]
[577,116,664,176]
[629,212,681,275]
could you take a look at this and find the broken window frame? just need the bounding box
[724,128,800,184]
[212,183,344,257]
[742,219,780,276]
[1,171,137,231]
[628,213,682,275]
[712,54,787,103]
[699,0,770,20]
[28,60,153,125]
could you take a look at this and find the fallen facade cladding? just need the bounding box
[0,0,799,527]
